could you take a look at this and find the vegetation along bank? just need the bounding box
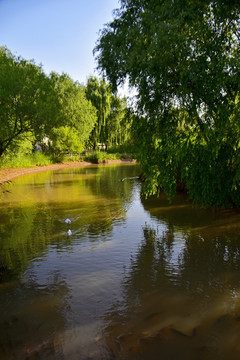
[1,0,240,208]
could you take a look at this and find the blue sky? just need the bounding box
[0,0,119,84]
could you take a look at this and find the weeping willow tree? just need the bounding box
[105,95,133,148]
[95,0,240,207]
[85,76,133,150]
[85,76,112,149]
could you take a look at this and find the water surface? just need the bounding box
[1,164,240,359]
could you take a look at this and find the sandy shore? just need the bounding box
[0,159,136,184]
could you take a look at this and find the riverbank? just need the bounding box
[0,159,136,184]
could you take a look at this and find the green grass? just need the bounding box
[0,151,134,170]
[0,152,54,169]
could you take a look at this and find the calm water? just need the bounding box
[1,164,240,359]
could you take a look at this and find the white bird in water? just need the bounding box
[65,218,71,224]
[67,229,72,236]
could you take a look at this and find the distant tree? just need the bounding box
[85,76,133,150]
[49,73,97,155]
[106,95,132,147]
[95,0,240,207]
[85,76,112,149]
[0,47,60,157]
[49,126,82,155]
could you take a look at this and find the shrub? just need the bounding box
[84,151,121,163]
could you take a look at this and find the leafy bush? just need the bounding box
[84,151,121,163]
[49,126,85,156]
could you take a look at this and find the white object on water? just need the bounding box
[120,176,139,182]
[65,218,71,224]
[67,229,72,236]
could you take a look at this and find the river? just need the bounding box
[1,164,240,359]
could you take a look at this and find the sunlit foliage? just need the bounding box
[49,73,97,155]
[95,0,240,207]
[0,46,59,157]
[85,76,132,150]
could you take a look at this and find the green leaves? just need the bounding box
[50,126,84,155]
[95,0,240,207]
[0,47,59,156]
[49,73,97,154]
[85,76,131,149]
[0,48,97,159]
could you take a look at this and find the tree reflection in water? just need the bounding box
[102,223,240,360]
[2,167,240,359]
[0,165,138,359]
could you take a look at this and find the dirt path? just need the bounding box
[0,159,136,184]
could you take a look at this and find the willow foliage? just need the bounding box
[95,0,240,207]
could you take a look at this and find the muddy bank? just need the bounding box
[0,159,136,184]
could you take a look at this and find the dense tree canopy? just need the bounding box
[85,76,132,149]
[0,46,133,163]
[49,73,97,154]
[107,95,130,147]
[95,0,240,207]
[0,47,59,157]
[85,76,112,149]
[0,48,98,158]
